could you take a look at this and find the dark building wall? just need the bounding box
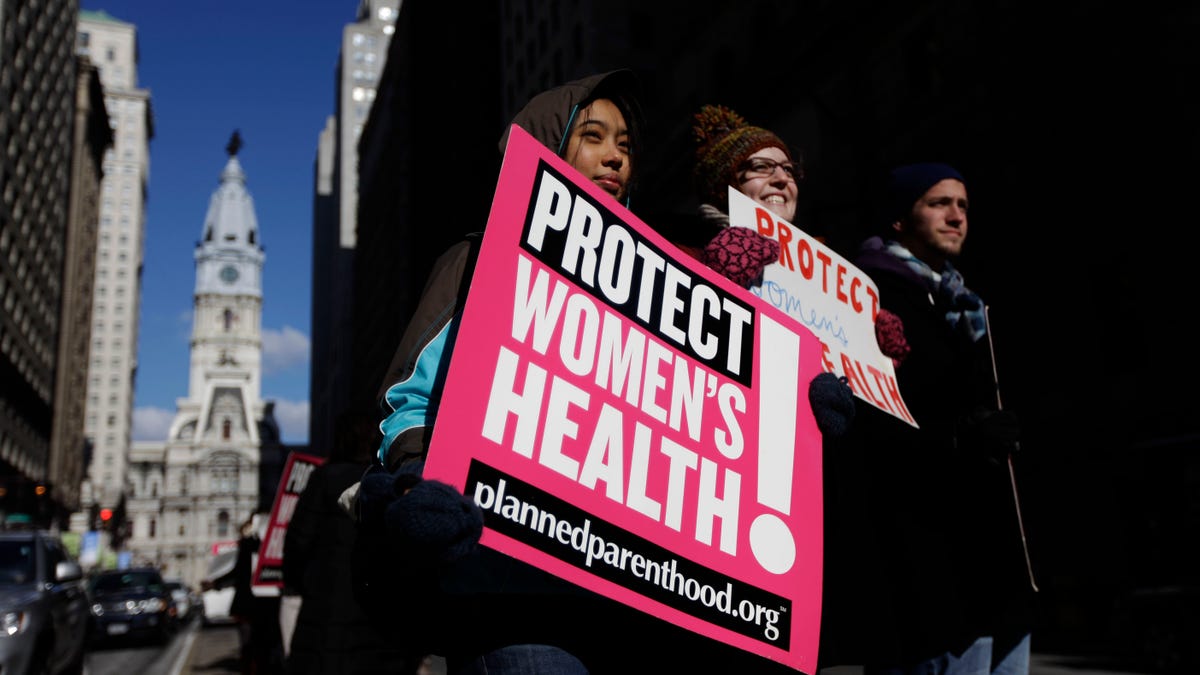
[353,0,503,414]
[0,0,80,525]
[307,115,338,459]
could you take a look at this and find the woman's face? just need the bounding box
[562,98,632,203]
[737,146,799,222]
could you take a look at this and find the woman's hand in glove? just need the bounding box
[701,227,780,288]
[355,460,484,564]
[875,308,911,368]
[808,372,856,438]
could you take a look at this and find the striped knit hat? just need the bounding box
[692,104,792,210]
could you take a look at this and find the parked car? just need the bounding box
[86,567,176,644]
[0,529,89,675]
[162,579,198,623]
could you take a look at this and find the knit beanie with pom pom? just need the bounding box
[692,104,793,211]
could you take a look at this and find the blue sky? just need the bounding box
[84,1,364,444]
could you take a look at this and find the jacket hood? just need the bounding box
[497,69,640,157]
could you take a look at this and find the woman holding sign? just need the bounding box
[686,104,870,434]
[347,70,704,675]
[686,104,936,673]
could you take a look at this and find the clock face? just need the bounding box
[220,265,239,284]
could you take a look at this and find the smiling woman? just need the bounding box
[692,104,800,225]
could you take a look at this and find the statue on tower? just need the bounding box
[226,130,243,157]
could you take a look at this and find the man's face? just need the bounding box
[737,147,798,222]
[561,98,632,203]
[894,178,968,267]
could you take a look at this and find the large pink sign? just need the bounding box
[423,125,825,672]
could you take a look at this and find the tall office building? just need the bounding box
[124,136,281,587]
[1,0,99,527]
[50,57,113,524]
[308,0,398,458]
[72,10,153,533]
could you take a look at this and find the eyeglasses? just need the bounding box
[739,157,803,182]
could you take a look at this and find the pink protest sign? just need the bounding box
[422,124,825,672]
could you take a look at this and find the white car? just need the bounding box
[162,579,196,622]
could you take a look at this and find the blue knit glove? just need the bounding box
[380,461,484,564]
[808,373,855,437]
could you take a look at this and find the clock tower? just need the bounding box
[188,129,266,399]
[125,132,281,587]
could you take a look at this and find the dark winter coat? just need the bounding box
[284,461,413,675]
[827,235,1036,668]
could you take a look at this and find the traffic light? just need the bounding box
[109,500,128,548]
[99,507,113,530]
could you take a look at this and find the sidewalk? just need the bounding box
[176,623,447,675]
[177,623,240,675]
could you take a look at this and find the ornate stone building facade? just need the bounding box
[124,137,281,588]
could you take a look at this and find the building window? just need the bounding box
[222,419,232,440]
[224,309,233,332]
[149,518,156,538]
[213,466,238,492]
[218,511,230,537]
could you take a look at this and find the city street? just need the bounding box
[82,619,238,675]
[83,619,196,675]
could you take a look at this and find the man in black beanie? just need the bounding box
[833,162,1036,675]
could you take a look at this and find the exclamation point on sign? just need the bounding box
[750,315,798,575]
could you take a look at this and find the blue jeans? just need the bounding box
[991,634,1031,675]
[450,644,589,675]
[867,633,1030,675]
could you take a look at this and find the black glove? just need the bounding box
[808,372,855,438]
[958,407,1021,464]
[355,461,397,530]
[382,461,484,565]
